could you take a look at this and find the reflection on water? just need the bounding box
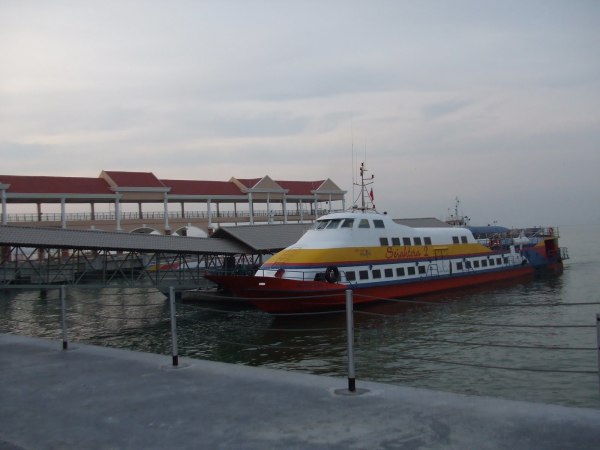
[1,225,599,409]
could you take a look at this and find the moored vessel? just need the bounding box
[206,164,568,313]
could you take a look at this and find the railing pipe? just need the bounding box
[60,285,68,350]
[169,286,179,367]
[596,313,599,398]
[345,289,356,392]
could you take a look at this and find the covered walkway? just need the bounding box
[0,170,346,233]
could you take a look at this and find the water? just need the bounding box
[1,224,599,408]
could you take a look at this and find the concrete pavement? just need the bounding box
[1,333,599,449]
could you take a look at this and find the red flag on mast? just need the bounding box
[369,188,375,208]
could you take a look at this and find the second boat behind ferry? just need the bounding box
[206,164,567,313]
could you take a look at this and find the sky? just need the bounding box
[1,0,599,227]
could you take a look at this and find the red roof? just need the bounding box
[102,171,166,188]
[0,175,112,195]
[162,179,243,196]
[277,180,325,196]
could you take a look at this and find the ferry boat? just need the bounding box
[206,165,567,313]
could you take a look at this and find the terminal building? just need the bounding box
[0,170,347,234]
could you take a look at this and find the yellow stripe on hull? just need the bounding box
[263,244,491,267]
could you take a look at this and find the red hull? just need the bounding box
[206,266,535,313]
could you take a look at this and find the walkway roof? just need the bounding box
[0,225,251,254]
[211,223,313,252]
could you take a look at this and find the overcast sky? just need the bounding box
[1,0,599,226]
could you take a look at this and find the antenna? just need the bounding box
[353,161,375,212]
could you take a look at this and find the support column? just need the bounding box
[267,192,271,224]
[180,202,185,217]
[37,203,42,222]
[299,200,303,223]
[115,194,122,231]
[138,202,144,220]
[248,192,254,225]
[1,187,7,225]
[283,195,288,224]
[329,193,332,212]
[207,199,212,230]
[163,193,170,232]
[60,198,66,229]
[313,194,318,219]
[90,203,95,221]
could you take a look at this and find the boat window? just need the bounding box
[358,219,370,228]
[359,270,369,280]
[461,236,468,243]
[379,237,389,246]
[372,269,381,279]
[403,237,411,246]
[482,260,488,267]
[503,257,508,264]
[466,261,472,269]
[392,237,400,246]
[474,260,480,268]
[407,266,416,275]
[418,266,426,274]
[315,220,328,230]
[424,237,432,245]
[489,259,495,266]
[456,262,463,270]
[374,220,385,229]
[496,257,502,265]
[384,268,393,277]
[414,237,422,246]
[326,219,342,229]
[341,219,354,228]
[452,236,460,244]
[345,271,356,281]
[396,267,405,276]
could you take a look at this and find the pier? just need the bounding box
[1,333,599,449]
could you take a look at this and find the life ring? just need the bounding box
[324,266,340,283]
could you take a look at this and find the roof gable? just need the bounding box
[100,171,167,189]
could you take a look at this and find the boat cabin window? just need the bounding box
[359,270,369,280]
[341,219,354,228]
[358,219,370,228]
[424,237,432,245]
[372,269,381,279]
[482,260,488,267]
[403,237,411,246]
[384,268,393,277]
[326,219,343,229]
[452,236,460,244]
[474,261,480,268]
[413,237,422,246]
[496,257,502,265]
[396,267,405,276]
[379,237,389,246]
[374,220,385,229]
[315,219,343,230]
[418,266,426,274]
[456,262,463,270]
[392,237,400,246]
[465,261,472,269]
[345,271,356,281]
[489,259,495,266]
[407,266,416,275]
[461,236,468,243]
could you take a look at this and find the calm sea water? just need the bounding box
[1,224,599,408]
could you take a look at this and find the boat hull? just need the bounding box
[206,265,536,313]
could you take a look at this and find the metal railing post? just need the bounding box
[60,285,68,350]
[596,313,600,398]
[169,286,179,367]
[345,289,356,392]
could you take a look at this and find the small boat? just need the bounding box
[206,164,567,313]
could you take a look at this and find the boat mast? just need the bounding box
[354,162,375,212]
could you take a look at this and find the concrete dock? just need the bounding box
[1,333,599,449]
